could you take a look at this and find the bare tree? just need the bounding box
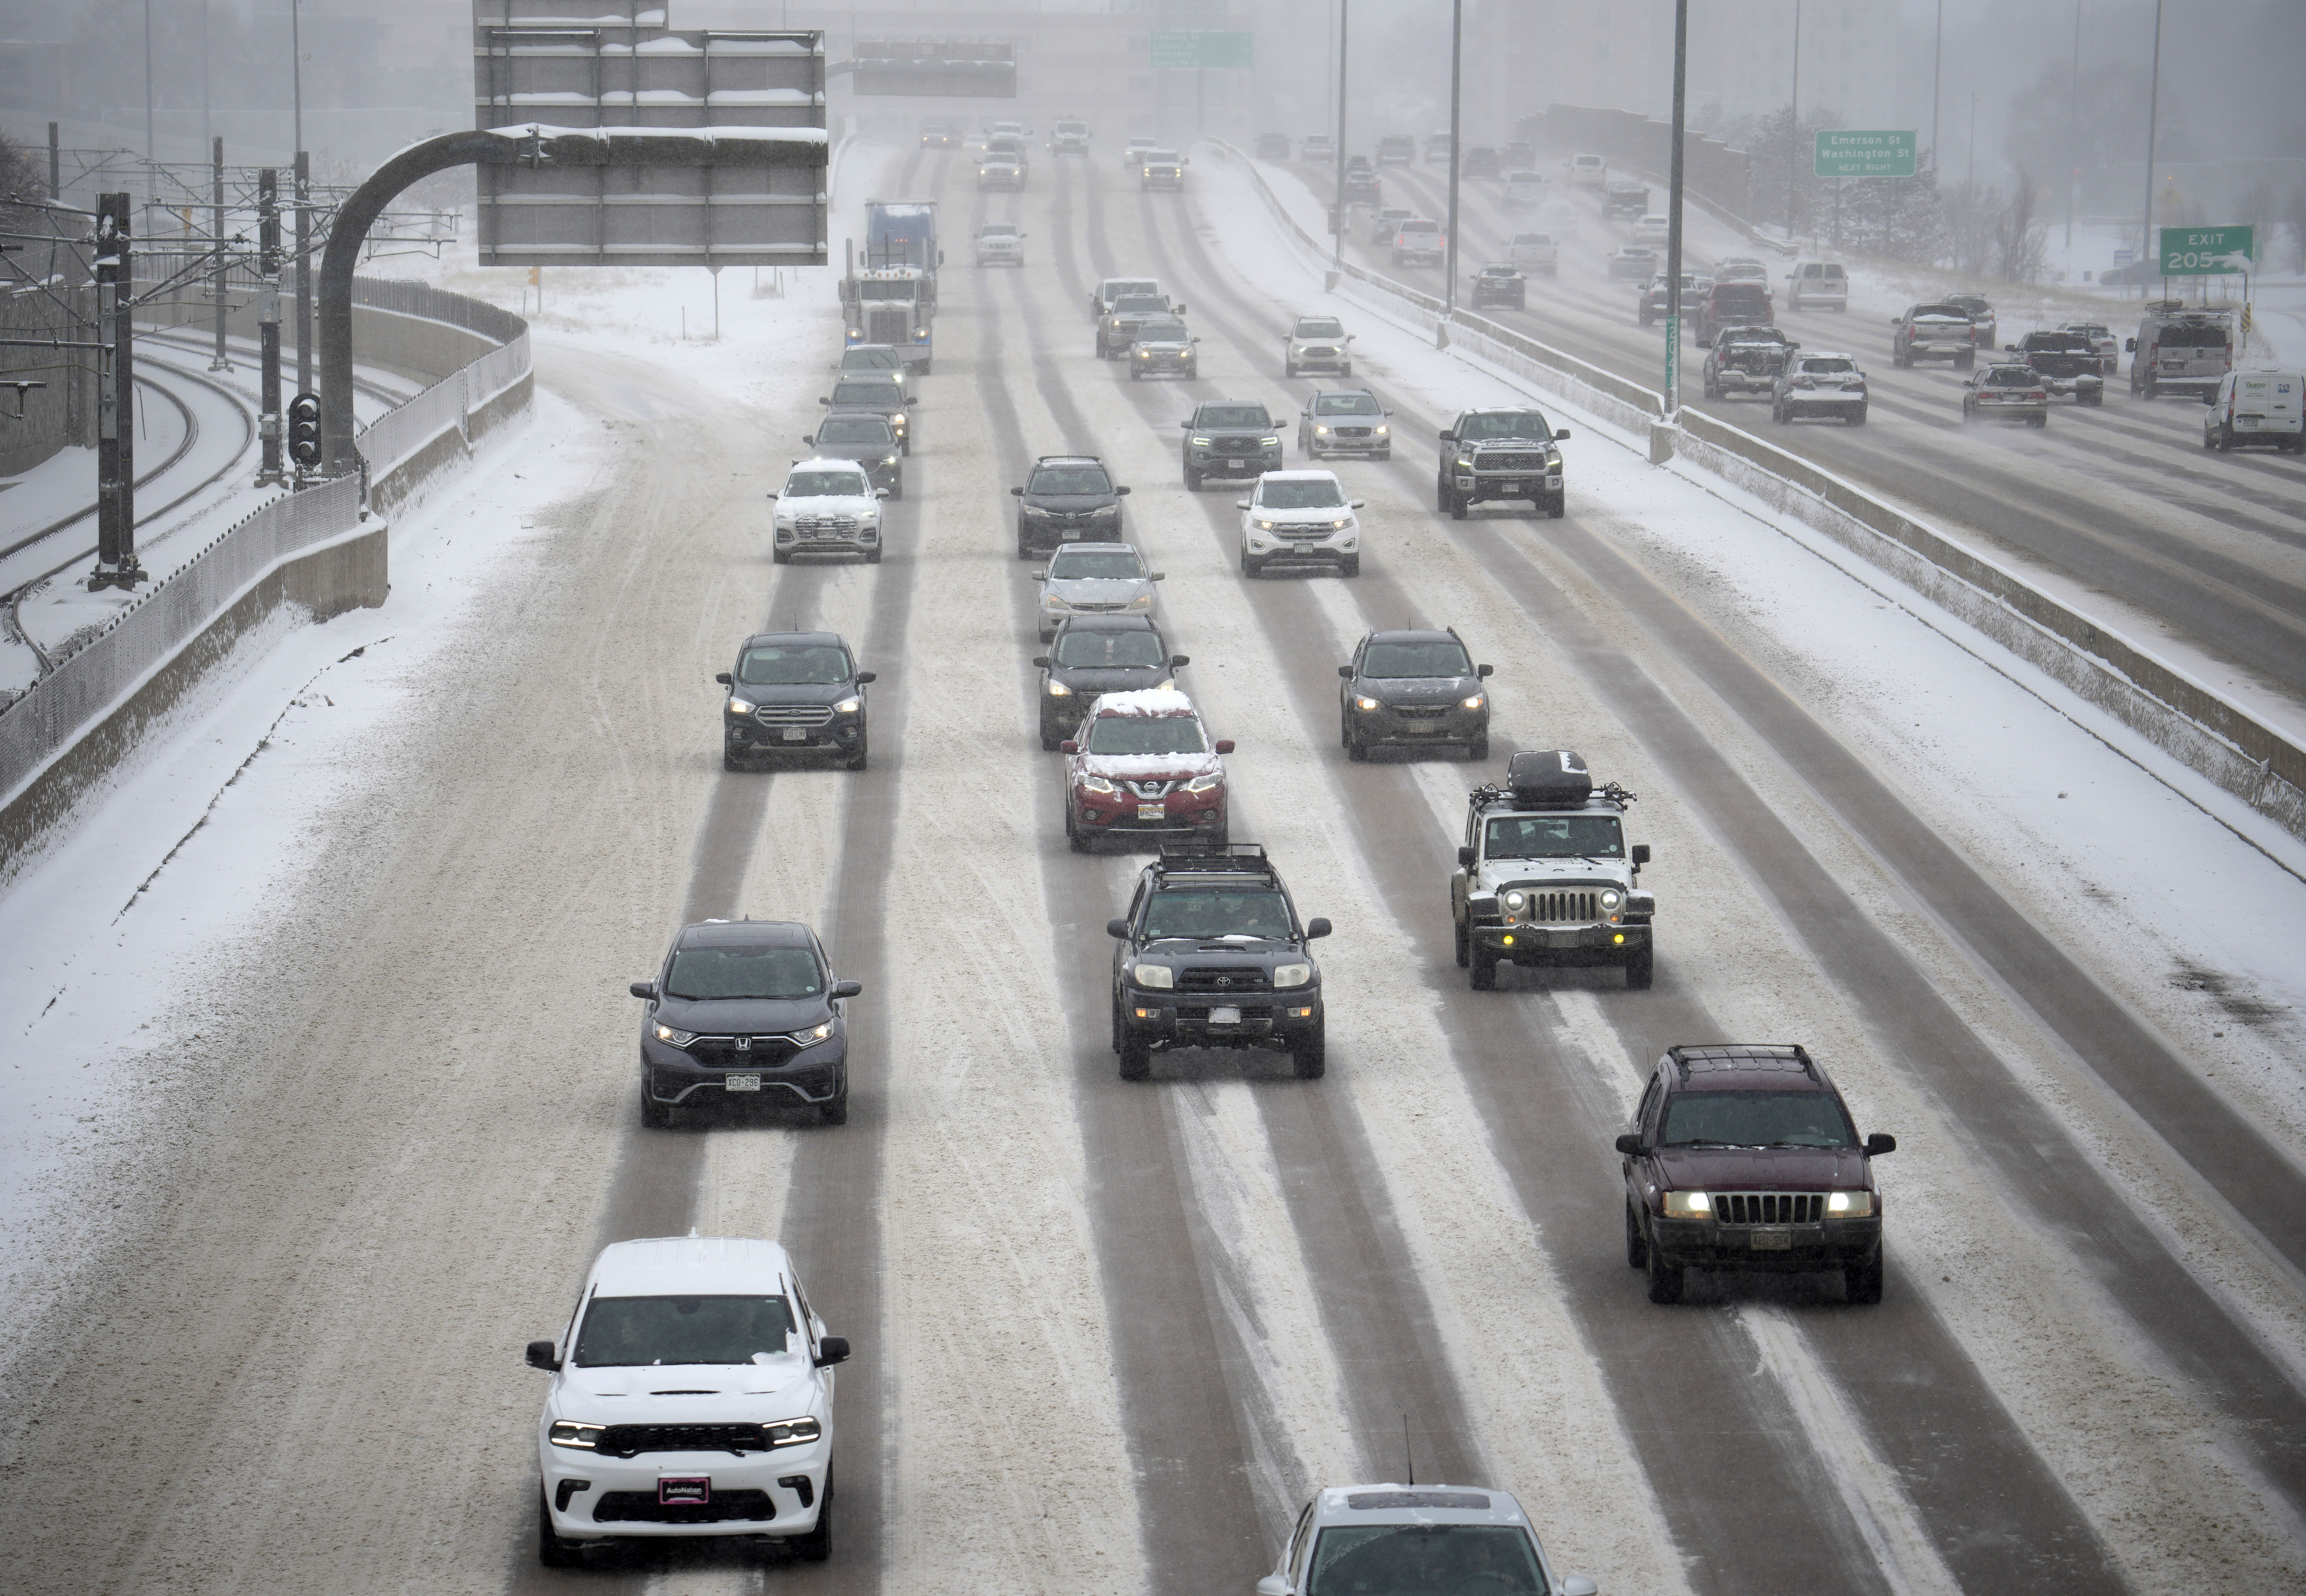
[2289,185,2306,276]
[1995,172,2051,285]
[0,130,49,236]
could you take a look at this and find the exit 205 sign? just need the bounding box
[2160,226,2255,276]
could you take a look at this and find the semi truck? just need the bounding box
[843,200,942,372]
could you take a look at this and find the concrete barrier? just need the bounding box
[1214,139,2306,844]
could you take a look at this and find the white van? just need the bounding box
[1568,152,1605,189]
[1786,259,1848,311]
[2202,370,2303,453]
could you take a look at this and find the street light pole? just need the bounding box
[1787,0,1800,240]
[1663,0,1688,422]
[1332,0,1347,281]
[2064,0,2080,248]
[143,0,157,204]
[2139,0,2164,293]
[1444,0,1462,322]
[1930,0,1943,172]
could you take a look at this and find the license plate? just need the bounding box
[781,728,808,741]
[660,1477,711,1506]
[1208,1006,1241,1026]
[725,1075,761,1092]
[1749,1228,1792,1251]
[1137,802,1166,820]
[1497,480,1522,493]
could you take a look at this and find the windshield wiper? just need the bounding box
[1664,1139,1759,1148]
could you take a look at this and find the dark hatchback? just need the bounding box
[1469,263,1526,311]
[1339,628,1493,761]
[716,631,875,770]
[1617,1044,1895,1305]
[1108,844,1332,1081]
[629,918,864,1127]
[1034,614,1186,749]
[1014,455,1130,559]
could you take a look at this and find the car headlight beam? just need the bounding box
[1826,1190,1875,1217]
[1662,1190,1712,1217]
[1272,962,1313,989]
[1132,962,1174,990]
[549,1420,605,1450]
[654,1022,699,1047]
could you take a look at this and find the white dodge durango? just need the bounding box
[528,1234,848,1566]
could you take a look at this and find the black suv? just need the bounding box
[1098,292,1185,357]
[1107,844,1332,1081]
[1033,615,1187,749]
[1339,628,1493,761]
[1437,407,1569,518]
[818,375,910,452]
[1616,1044,1895,1305]
[1461,145,1501,179]
[1602,179,1650,219]
[629,919,864,1127]
[1469,262,1526,311]
[716,631,876,770]
[1182,400,1284,491]
[803,412,903,497]
[1013,455,1130,559]
[2005,330,2107,405]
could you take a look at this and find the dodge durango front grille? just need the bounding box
[592,1423,776,1458]
[1711,1192,1825,1225]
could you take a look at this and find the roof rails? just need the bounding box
[1153,842,1272,872]
[1035,452,1103,463]
[1666,1043,1817,1082]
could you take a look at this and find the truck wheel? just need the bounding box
[1067,806,1091,854]
[1626,950,1654,990]
[1118,1029,1152,1081]
[917,360,931,376]
[1956,352,1974,371]
[1184,466,1203,492]
[1017,539,1035,561]
[1469,946,1499,991]
[864,545,883,565]
[1240,548,1263,579]
[1547,493,1566,519]
[773,547,792,565]
[539,1491,586,1568]
[1339,556,1361,578]
[2218,423,2233,452]
[1346,725,1367,761]
[1292,1030,1327,1080]
[1435,479,1451,512]
[1845,1246,1885,1305]
[791,1473,833,1561]
[2143,378,2158,400]
[1849,406,1867,426]
[846,732,869,772]
[2029,413,2048,430]
[1626,1201,1648,1268]
[1645,1239,1684,1304]
[641,1080,677,1130]
[1454,914,1470,968]
[1450,493,1468,522]
[1468,734,1489,762]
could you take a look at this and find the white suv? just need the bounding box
[1237,470,1365,579]
[975,220,1025,266]
[529,1234,848,1566]
[1258,1483,1598,1596]
[771,457,887,564]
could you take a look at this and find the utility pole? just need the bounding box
[1331,0,1348,283]
[2140,0,2164,294]
[1788,0,1801,240]
[2064,0,2080,248]
[1444,0,1462,323]
[1663,0,1688,422]
[91,193,145,591]
[143,0,157,202]
[210,137,231,371]
[257,168,284,485]
[295,149,313,397]
[1967,90,1977,188]
[1930,0,1943,173]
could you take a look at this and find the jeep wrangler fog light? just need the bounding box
[1613,933,1625,945]
[1501,934,1515,946]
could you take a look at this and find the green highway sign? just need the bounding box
[2159,226,2255,276]
[1149,31,1253,69]
[1813,130,1917,179]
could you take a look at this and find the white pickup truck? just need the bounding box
[1505,231,1559,276]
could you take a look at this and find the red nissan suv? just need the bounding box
[1060,688,1232,853]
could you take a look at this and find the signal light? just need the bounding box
[287,392,322,467]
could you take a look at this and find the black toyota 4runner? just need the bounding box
[1616,1044,1895,1305]
[2006,330,2107,406]
[1437,407,1569,518]
[1182,400,1284,491]
[1108,844,1332,1081]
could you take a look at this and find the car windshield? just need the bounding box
[855,280,915,301]
[1136,321,1189,342]
[1049,550,1144,580]
[663,944,826,1000]
[1053,629,1166,669]
[1086,713,1207,755]
[1107,280,1157,299]
[1145,150,1180,162]
[1363,640,1473,678]
[1199,405,1270,428]
[840,348,901,369]
[1914,304,1968,320]
[1306,1525,1548,1596]
[832,382,897,404]
[1112,296,1168,314]
[2024,335,2089,353]
[1314,393,1381,415]
[1659,1089,1858,1149]
[1458,411,1551,440]
[1029,467,1112,495]
[1801,358,1856,374]
[1143,889,1292,940]
[980,224,1016,237]
[817,418,893,446]
[1295,318,1346,338]
[2067,324,2108,339]
[786,471,869,497]
[1260,479,1347,510]
[1712,286,1768,309]
[1484,814,1624,859]
[573,1296,797,1367]
[737,644,853,685]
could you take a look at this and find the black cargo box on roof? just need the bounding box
[1507,749,1591,805]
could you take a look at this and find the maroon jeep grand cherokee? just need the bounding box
[1617,1044,1895,1305]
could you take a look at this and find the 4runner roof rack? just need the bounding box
[1153,842,1271,870]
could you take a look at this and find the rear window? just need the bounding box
[1985,367,2037,386]
[1801,357,1856,374]
[2158,325,2229,349]
[1510,233,1553,246]
[1712,285,1769,310]
[1914,304,1968,319]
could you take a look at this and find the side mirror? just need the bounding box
[1106,918,1130,938]
[2125,337,2138,352]
[1438,429,1457,441]
[801,434,814,446]
[813,1335,852,1368]
[1560,1578,1600,1596]
[854,671,877,684]
[1457,845,1476,869]
[1011,486,1024,496]
[832,979,864,999]
[1305,917,1332,939]
[1350,499,1366,509]
[629,980,658,1000]
[1179,420,1192,429]
[1060,740,1079,754]
[1613,1134,1649,1157]
[526,1339,562,1371]
[818,397,830,405]
[1175,304,1187,313]
[1031,656,1051,669]
[1555,428,1571,440]
[1338,665,1355,679]
[715,672,733,685]
[1214,739,1236,754]
[1864,1133,1898,1157]
[1476,663,1494,678]
[1631,844,1651,865]
[1150,572,1167,581]
[1031,569,1048,580]
[1191,336,1201,344]
[2005,343,2017,351]
[1169,654,1189,667]
[1257,1579,1293,1596]
[1117,485,1131,496]
[875,489,890,499]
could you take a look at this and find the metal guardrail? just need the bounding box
[1216,139,2306,842]
[0,281,532,835]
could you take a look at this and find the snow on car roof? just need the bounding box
[1257,469,1344,483]
[1092,687,1196,716]
[590,1234,793,1298]
[789,456,877,477]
